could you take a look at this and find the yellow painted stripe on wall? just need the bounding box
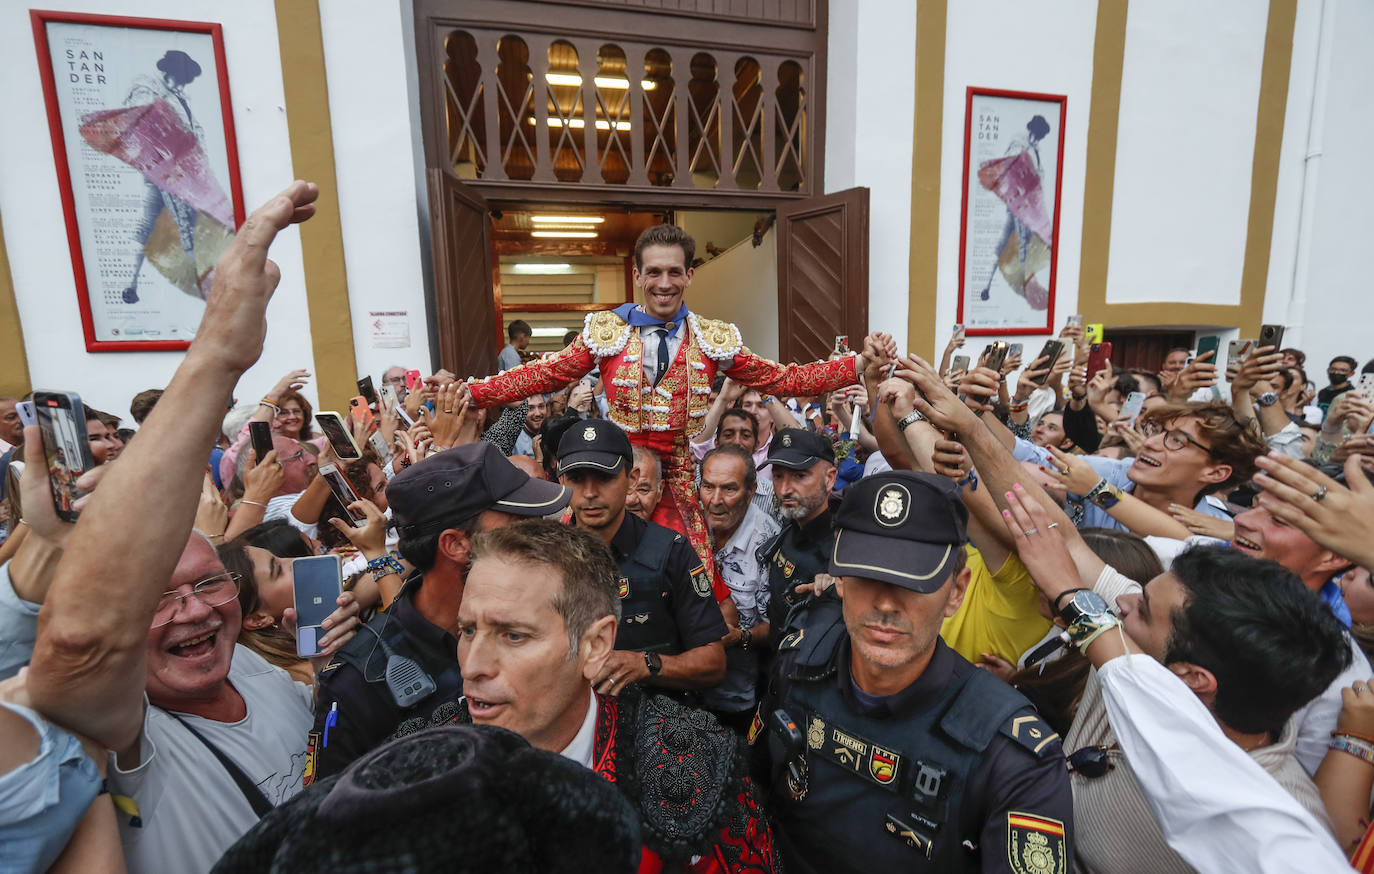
[0,210,32,397]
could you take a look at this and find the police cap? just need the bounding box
[759,427,835,471]
[557,418,633,475]
[829,471,969,592]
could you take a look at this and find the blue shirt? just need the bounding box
[1319,578,1354,628]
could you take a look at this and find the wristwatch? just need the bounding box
[897,410,925,432]
[739,627,753,651]
[1083,478,1123,509]
[1057,589,1120,649]
[644,652,662,676]
[1256,391,1279,407]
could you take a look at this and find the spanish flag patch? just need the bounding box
[1006,812,1066,874]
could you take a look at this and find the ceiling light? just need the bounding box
[510,263,573,274]
[530,215,604,224]
[531,230,598,239]
[535,117,631,132]
[544,72,656,91]
[531,327,569,337]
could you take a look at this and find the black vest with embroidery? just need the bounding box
[615,522,683,654]
[763,602,1034,873]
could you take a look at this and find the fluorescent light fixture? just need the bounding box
[531,326,569,337]
[532,116,631,132]
[510,263,573,274]
[531,230,598,239]
[530,215,604,224]
[545,72,656,90]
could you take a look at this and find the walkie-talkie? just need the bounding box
[379,636,437,708]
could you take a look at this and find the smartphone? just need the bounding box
[1086,342,1113,377]
[32,390,96,523]
[951,354,970,373]
[348,396,375,429]
[1195,335,1221,363]
[367,429,390,461]
[833,335,849,354]
[1357,373,1374,399]
[1031,340,1065,385]
[249,420,274,465]
[1085,323,1104,345]
[1258,324,1285,350]
[1008,342,1023,359]
[952,323,965,334]
[1066,314,1084,328]
[982,341,1009,372]
[292,555,342,658]
[379,384,400,410]
[1227,339,1255,365]
[356,376,378,410]
[405,370,423,392]
[318,462,367,525]
[315,412,362,461]
[1119,391,1146,423]
[15,401,35,427]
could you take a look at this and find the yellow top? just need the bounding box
[940,547,1053,666]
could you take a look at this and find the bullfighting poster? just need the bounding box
[957,88,1066,336]
[33,11,245,351]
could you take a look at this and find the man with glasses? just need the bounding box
[24,181,373,873]
[1013,402,1265,533]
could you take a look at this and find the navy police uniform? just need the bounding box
[608,511,727,654]
[558,418,726,656]
[753,472,1073,873]
[306,576,464,784]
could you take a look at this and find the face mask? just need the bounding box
[1329,371,1351,386]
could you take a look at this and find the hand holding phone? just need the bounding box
[318,462,366,525]
[1031,340,1065,385]
[1086,342,1113,378]
[1119,391,1146,423]
[33,391,97,523]
[316,412,362,461]
[292,555,342,658]
[349,397,375,429]
[249,420,274,465]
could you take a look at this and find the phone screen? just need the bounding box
[1066,314,1084,328]
[33,391,95,522]
[292,555,341,657]
[316,413,361,460]
[834,335,849,354]
[319,463,366,524]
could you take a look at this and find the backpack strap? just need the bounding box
[167,711,274,818]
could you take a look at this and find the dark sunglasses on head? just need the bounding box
[1066,744,1116,778]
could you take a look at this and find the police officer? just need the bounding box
[758,427,840,638]
[557,419,727,695]
[754,471,1073,873]
[305,442,570,784]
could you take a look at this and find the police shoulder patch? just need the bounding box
[689,564,712,599]
[1006,812,1066,874]
[1000,712,1061,757]
[303,730,321,788]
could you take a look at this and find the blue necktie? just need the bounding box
[654,329,669,386]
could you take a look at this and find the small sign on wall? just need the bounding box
[368,310,409,348]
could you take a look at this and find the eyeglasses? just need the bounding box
[1066,744,1116,778]
[152,572,241,628]
[276,408,305,419]
[1141,423,1212,454]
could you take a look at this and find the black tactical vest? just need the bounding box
[615,521,683,654]
[763,603,1032,872]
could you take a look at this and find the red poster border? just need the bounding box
[956,86,1067,337]
[30,10,247,352]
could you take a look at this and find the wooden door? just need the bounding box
[776,187,869,364]
[428,169,499,378]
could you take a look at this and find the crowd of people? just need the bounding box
[3,180,1374,872]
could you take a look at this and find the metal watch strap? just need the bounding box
[897,410,925,432]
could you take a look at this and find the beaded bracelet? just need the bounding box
[1330,734,1374,765]
[366,554,405,581]
[259,398,281,412]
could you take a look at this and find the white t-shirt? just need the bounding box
[109,645,314,874]
[0,561,40,681]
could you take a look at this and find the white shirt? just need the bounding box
[715,504,781,628]
[559,689,598,771]
[638,322,685,385]
[1097,653,1352,873]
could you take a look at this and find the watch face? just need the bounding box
[1070,590,1110,615]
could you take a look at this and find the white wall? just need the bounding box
[319,0,433,384]
[0,0,316,421]
[1106,0,1268,307]
[932,0,1098,359]
[688,233,779,361]
[826,0,916,351]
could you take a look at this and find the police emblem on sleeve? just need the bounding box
[583,426,597,441]
[618,577,630,599]
[689,565,712,598]
[303,731,321,788]
[1006,812,1067,874]
[875,484,911,527]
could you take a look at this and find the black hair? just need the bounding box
[539,411,582,478]
[398,513,480,574]
[1164,545,1351,738]
[562,330,579,348]
[1113,372,1140,398]
[236,519,314,558]
[508,319,532,340]
[1330,356,1358,370]
[156,50,202,85]
[716,406,759,442]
